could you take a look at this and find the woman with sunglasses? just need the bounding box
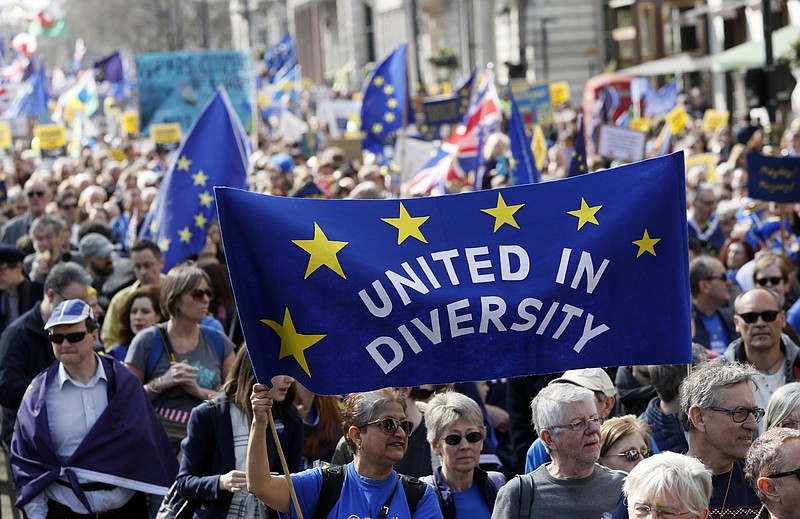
[125,264,236,450]
[421,392,505,519]
[247,386,443,519]
[598,416,653,473]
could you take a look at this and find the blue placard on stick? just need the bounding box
[748,153,800,203]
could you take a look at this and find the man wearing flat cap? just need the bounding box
[0,244,42,333]
[79,233,133,315]
[10,299,178,518]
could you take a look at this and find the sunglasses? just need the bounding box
[49,330,90,344]
[59,203,78,210]
[767,466,800,481]
[443,431,484,446]
[736,310,780,324]
[26,191,46,198]
[608,449,652,462]
[360,418,414,436]
[189,289,213,301]
[703,272,728,282]
[756,276,785,287]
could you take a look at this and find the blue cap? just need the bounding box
[45,300,96,330]
[270,153,294,173]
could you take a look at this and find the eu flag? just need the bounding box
[507,85,540,185]
[265,34,297,84]
[5,67,48,120]
[361,44,409,158]
[568,115,587,177]
[143,87,249,271]
[217,153,691,395]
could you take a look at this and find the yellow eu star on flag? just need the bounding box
[481,193,524,232]
[567,197,602,231]
[261,308,326,377]
[292,223,349,279]
[382,203,429,245]
[633,229,661,257]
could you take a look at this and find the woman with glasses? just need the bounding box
[125,263,236,450]
[598,416,653,473]
[765,382,800,431]
[247,387,443,519]
[753,251,797,310]
[421,392,505,519]
[623,451,712,519]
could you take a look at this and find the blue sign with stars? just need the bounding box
[217,153,691,395]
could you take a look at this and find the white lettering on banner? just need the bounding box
[555,248,609,294]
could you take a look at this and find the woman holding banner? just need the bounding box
[247,386,443,519]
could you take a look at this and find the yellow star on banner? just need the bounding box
[373,76,385,87]
[177,155,192,172]
[292,223,349,279]
[192,170,208,186]
[150,221,158,234]
[372,123,384,134]
[384,112,396,123]
[508,156,518,171]
[633,229,661,258]
[261,308,326,377]
[178,226,193,243]
[386,98,398,109]
[383,85,395,95]
[567,197,602,230]
[199,191,213,208]
[194,212,208,229]
[382,203,430,245]
[481,193,524,232]
[159,238,171,252]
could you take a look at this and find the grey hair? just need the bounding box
[341,388,406,454]
[679,362,758,431]
[765,382,800,431]
[530,383,595,435]
[30,214,66,237]
[44,263,91,293]
[745,427,800,500]
[623,451,712,516]
[424,391,485,445]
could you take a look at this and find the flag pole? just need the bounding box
[268,409,305,519]
[396,46,409,199]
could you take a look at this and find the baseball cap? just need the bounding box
[550,368,615,397]
[0,245,25,265]
[45,299,97,330]
[79,233,114,258]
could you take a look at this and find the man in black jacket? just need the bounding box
[0,245,42,333]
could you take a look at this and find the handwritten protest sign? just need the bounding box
[748,153,800,203]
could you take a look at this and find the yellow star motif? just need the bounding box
[633,229,661,258]
[508,156,518,171]
[159,238,171,251]
[382,203,430,245]
[178,226,193,243]
[567,198,602,231]
[384,112,396,123]
[386,98,398,109]
[373,76,385,87]
[198,191,213,208]
[150,220,158,234]
[383,85,395,95]
[372,123,384,134]
[177,155,192,172]
[194,212,208,229]
[481,193,524,232]
[261,308,326,377]
[192,170,208,186]
[292,223,349,279]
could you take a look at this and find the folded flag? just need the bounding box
[5,66,48,119]
[507,85,540,185]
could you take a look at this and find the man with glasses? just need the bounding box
[55,190,81,250]
[745,427,800,519]
[724,287,800,414]
[690,255,739,354]
[9,299,178,518]
[0,263,91,450]
[687,183,724,256]
[0,178,51,247]
[492,383,625,518]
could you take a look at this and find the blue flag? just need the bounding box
[5,66,48,119]
[217,152,691,395]
[507,85,540,185]
[568,115,587,177]
[92,50,124,82]
[361,44,409,158]
[141,88,249,271]
[747,153,800,203]
[265,34,297,84]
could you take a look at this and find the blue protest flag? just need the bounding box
[747,153,800,203]
[361,44,409,158]
[92,50,124,82]
[217,152,691,395]
[644,78,679,118]
[265,34,297,84]
[507,85,540,185]
[143,87,249,271]
[5,67,48,119]
[567,115,587,177]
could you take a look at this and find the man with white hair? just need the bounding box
[0,177,51,246]
[745,427,800,519]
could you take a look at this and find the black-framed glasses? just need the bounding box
[49,330,90,344]
[608,449,653,462]
[736,311,780,324]
[756,276,785,287]
[552,415,604,431]
[443,431,483,446]
[189,289,213,301]
[707,405,764,423]
[767,467,800,481]
[703,272,728,282]
[631,503,693,517]
[360,418,413,436]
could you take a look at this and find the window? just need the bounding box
[639,4,655,59]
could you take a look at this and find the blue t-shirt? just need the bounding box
[452,483,491,519]
[700,312,731,354]
[288,462,443,519]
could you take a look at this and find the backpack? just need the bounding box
[311,465,427,519]
[145,322,225,380]
[517,473,535,518]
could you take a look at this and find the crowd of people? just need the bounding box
[0,80,800,519]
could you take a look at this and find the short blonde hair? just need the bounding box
[599,415,652,458]
[623,452,712,516]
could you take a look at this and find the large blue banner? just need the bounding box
[748,152,800,203]
[217,153,691,395]
[136,50,254,133]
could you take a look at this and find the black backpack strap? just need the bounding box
[312,465,345,519]
[399,475,428,516]
[517,473,534,518]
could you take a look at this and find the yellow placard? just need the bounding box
[531,124,547,172]
[685,152,716,183]
[549,81,570,106]
[150,123,182,145]
[665,106,688,135]
[34,124,67,150]
[0,122,11,149]
[630,118,650,132]
[702,109,730,132]
[121,111,140,135]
